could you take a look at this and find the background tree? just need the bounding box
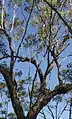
[0,0,72,119]
[61,62,72,119]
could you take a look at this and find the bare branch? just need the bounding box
[47,105,54,119]
[15,0,35,60]
[58,102,68,119]
[0,27,14,53]
[18,57,44,84]
[51,50,62,84]
[29,70,37,108]
[44,60,55,79]
[27,83,72,119]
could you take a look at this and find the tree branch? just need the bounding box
[18,57,44,84]
[44,60,55,79]
[0,65,26,119]
[0,54,44,84]
[29,70,37,108]
[27,83,72,119]
[58,102,68,119]
[43,0,72,34]
[0,27,15,73]
[47,105,54,119]
[15,0,35,60]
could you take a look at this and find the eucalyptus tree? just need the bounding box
[61,62,72,119]
[0,0,72,119]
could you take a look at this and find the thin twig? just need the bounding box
[15,0,35,61]
[29,70,37,108]
[47,105,54,119]
[58,102,68,119]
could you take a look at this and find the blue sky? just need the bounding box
[0,0,72,118]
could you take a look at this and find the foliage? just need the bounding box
[61,62,72,83]
[0,38,7,56]
[0,0,72,119]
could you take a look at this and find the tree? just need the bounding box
[61,62,72,119]
[42,95,68,119]
[0,0,72,119]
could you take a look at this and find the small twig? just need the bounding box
[58,102,68,119]
[29,70,37,108]
[51,48,62,84]
[0,55,9,60]
[47,105,54,119]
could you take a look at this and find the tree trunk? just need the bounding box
[0,65,72,119]
[0,66,26,119]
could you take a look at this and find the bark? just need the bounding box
[0,65,26,119]
[26,84,72,119]
[69,98,72,119]
[0,65,72,119]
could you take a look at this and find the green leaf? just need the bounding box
[59,11,66,16]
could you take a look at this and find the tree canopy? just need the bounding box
[0,0,72,119]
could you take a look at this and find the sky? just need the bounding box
[0,0,72,119]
